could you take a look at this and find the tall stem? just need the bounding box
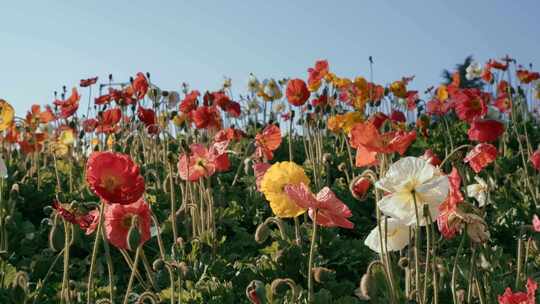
[86,202,105,303]
[123,245,142,304]
[307,211,318,303]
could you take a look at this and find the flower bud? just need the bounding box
[246,280,266,304]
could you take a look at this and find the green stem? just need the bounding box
[123,245,142,304]
[86,203,105,304]
[452,233,467,304]
[307,211,318,303]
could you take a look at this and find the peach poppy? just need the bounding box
[254,124,282,161]
[307,59,329,91]
[104,198,151,250]
[253,162,271,191]
[464,143,498,173]
[532,215,540,232]
[516,69,540,84]
[178,143,230,181]
[284,182,354,229]
[86,151,145,204]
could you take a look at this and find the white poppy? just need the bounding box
[0,156,6,178]
[375,157,449,226]
[247,74,260,93]
[466,176,490,207]
[364,218,409,253]
[272,102,286,113]
[465,62,483,80]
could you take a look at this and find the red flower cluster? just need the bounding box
[464,143,498,173]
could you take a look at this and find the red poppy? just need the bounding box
[368,112,389,129]
[97,108,122,134]
[351,177,370,200]
[453,88,489,122]
[390,110,406,123]
[54,88,80,119]
[488,59,508,71]
[104,198,151,250]
[110,87,136,106]
[80,77,98,87]
[284,183,354,229]
[311,93,328,108]
[178,143,230,181]
[192,106,221,129]
[481,66,493,83]
[426,98,452,116]
[531,149,540,171]
[494,94,512,113]
[137,106,158,134]
[464,143,498,173]
[214,127,245,143]
[86,151,145,204]
[497,277,537,304]
[26,105,55,126]
[254,124,282,161]
[205,91,231,109]
[95,94,112,106]
[179,90,200,113]
[468,119,505,142]
[225,101,241,117]
[52,201,99,233]
[349,122,416,155]
[437,167,464,239]
[82,118,99,133]
[405,91,418,110]
[516,69,540,84]
[132,72,149,100]
[286,79,310,106]
[421,149,441,166]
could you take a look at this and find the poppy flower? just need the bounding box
[466,62,483,80]
[426,98,452,116]
[389,80,407,98]
[80,77,98,87]
[517,69,540,84]
[52,201,98,233]
[192,106,221,129]
[95,94,112,105]
[25,104,55,127]
[464,143,498,173]
[531,149,540,171]
[307,60,329,91]
[179,90,200,113]
[376,157,449,226]
[453,88,489,122]
[54,88,80,119]
[82,118,99,133]
[284,182,354,229]
[488,59,508,71]
[365,217,409,253]
[253,162,271,191]
[86,151,145,204]
[494,94,512,113]
[97,108,122,134]
[137,106,158,134]
[468,119,505,142]
[421,149,441,166]
[132,72,149,100]
[311,93,328,108]
[0,99,15,132]
[467,176,491,207]
[214,127,245,143]
[368,112,389,129]
[390,110,406,123]
[178,143,230,181]
[350,176,371,200]
[254,124,282,161]
[349,122,416,157]
[436,167,464,239]
[104,198,151,250]
[497,278,537,304]
[286,79,310,106]
[532,215,540,232]
[225,101,241,117]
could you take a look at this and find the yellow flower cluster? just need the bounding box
[260,161,310,218]
[327,111,363,135]
[0,99,14,132]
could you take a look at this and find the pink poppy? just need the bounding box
[284,183,354,229]
[178,143,230,181]
[464,143,498,173]
[104,198,151,250]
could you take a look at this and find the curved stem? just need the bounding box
[452,233,467,304]
[86,203,105,304]
[123,245,142,304]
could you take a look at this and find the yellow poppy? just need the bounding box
[0,99,15,132]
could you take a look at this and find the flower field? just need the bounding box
[1,57,540,303]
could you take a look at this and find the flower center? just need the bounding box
[101,174,120,193]
[470,98,481,111]
[122,214,134,229]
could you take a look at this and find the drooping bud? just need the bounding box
[126,215,141,251]
[350,176,371,200]
[48,214,65,252]
[312,267,335,283]
[246,280,266,304]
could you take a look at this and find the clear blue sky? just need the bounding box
[1,1,539,115]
